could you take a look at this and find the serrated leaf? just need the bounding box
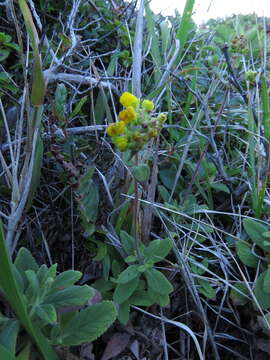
[129,291,154,306]
[120,231,135,255]
[255,271,270,310]
[236,241,258,268]
[14,248,39,288]
[51,270,82,291]
[61,301,116,345]
[145,268,173,295]
[25,270,40,299]
[37,264,57,287]
[131,164,150,182]
[35,304,57,325]
[144,238,173,263]
[113,277,139,304]
[44,285,94,308]
[92,279,114,293]
[148,288,170,306]
[243,218,270,252]
[117,301,130,325]
[117,265,140,284]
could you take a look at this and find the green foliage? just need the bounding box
[2,0,270,357]
[0,32,20,61]
[233,219,270,310]
[94,233,173,324]
[0,238,116,358]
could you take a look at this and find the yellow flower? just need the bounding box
[132,130,141,141]
[120,92,139,108]
[119,106,136,124]
[148,129,158,138]
[106,121,126,136]
[115,136,128,151]
[157,113,167,124]
[116,121,126,134]
[142,99,154,112]
[106,123,118,136]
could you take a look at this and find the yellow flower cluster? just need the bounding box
[106,91,166,152]
[120,92,139,108]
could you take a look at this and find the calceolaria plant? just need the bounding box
[102,92,173,324]
[106,92,166,153]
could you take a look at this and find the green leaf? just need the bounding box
[0,221,58,359]
[35,304,57,325]
[44,285,94,308]
[190,258,208,275]
[230,282,249,306]
[0,49,10,62]
[159,167,177,190]
[76,168,99,224]
[117,301,130,325]
[51,270,82,291]
[255,271,270,310]
[144,238,173,263]
[53,83,67,122]
[197,279,216,299]
[120,231,135,255]
[145,268,173,295]
[92,279,114,293]
[131,164,150,182]
[111,260,123,278]
[175,0,196,60]
[25,270,40,302]
[148,289,170,306]
[0,320,19,355]
[70,96,88,118]
[210,183,230,194]
[243,218,270,252]
[25,135,43,212]
[263,266,270,294]
[60,301,116,345]
[236,241,258,268]
[113,277,139,304]
[129,291,154,306]
[158,185,170,202]
[92,240,107,261]
[0,344,14,360]
[16,342,31,360]
[14,248,39,274]
[117,265,140,284]
[37,264,57,286]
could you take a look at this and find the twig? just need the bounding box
[132,0,144,98]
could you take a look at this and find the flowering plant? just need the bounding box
[106,92,166,152]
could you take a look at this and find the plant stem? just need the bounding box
[133,154,143,264]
